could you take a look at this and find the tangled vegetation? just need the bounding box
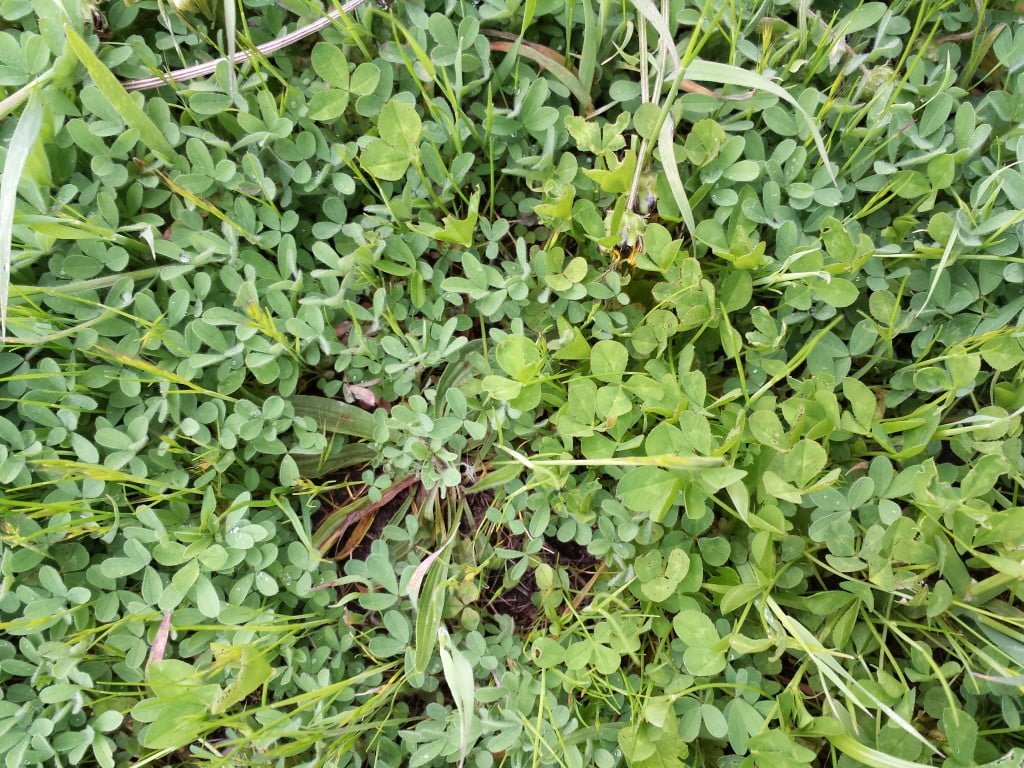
[2,0,1024,765]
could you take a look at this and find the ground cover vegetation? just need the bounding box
[1,0,1024,765]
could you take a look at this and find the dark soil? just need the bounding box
[347,495,396,562]
[318,479,601,634]
[480,510,601,633]
[544,537,600,595]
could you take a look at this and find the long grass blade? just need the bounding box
[680,57,836,184]
[904,224,957,328]
[522,454,725,469]
[0,91,44,341]
[290,395,377,440]
[408,530,456,675]
[438,625,476,767]
[826,734,941,768]
[64,25,179,163]
[223,0,237,94]
[766,597,941,757]
[629,0,677,76]
[0,69,53,121]
[489,40,592,110]
[657,117,695,234]
[292,443,376,479]
[577,0,599,103]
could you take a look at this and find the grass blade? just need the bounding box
[292,443,376,479]
[522,454,725,469]
[489,39,592,110]
[290,395,377,440]
[464,461,524,494]
[826,733,942,768]
[313,476,416,553]
[904,223,957,329]
[432,339,482,418]
[629,0,678,76]
[438,625,476,767]
[658,116,696,235]
[0,91,44,341]
[0,69,53,121]
[408,531,456,675]
[223,0,237,94]
[577,0,599,103]
[64,25,178,163]
[680,57,835,184]
[766,597,941,757]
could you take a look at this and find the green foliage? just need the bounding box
[2,0,1024,766]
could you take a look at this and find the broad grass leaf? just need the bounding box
[293,443,376,479]
[0,91,43,339]
[290,395,376,440]
[438,627,476,766]
[408,535,454,676]
[577,0,598,99]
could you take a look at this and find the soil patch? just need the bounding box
[480,518,602,633]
